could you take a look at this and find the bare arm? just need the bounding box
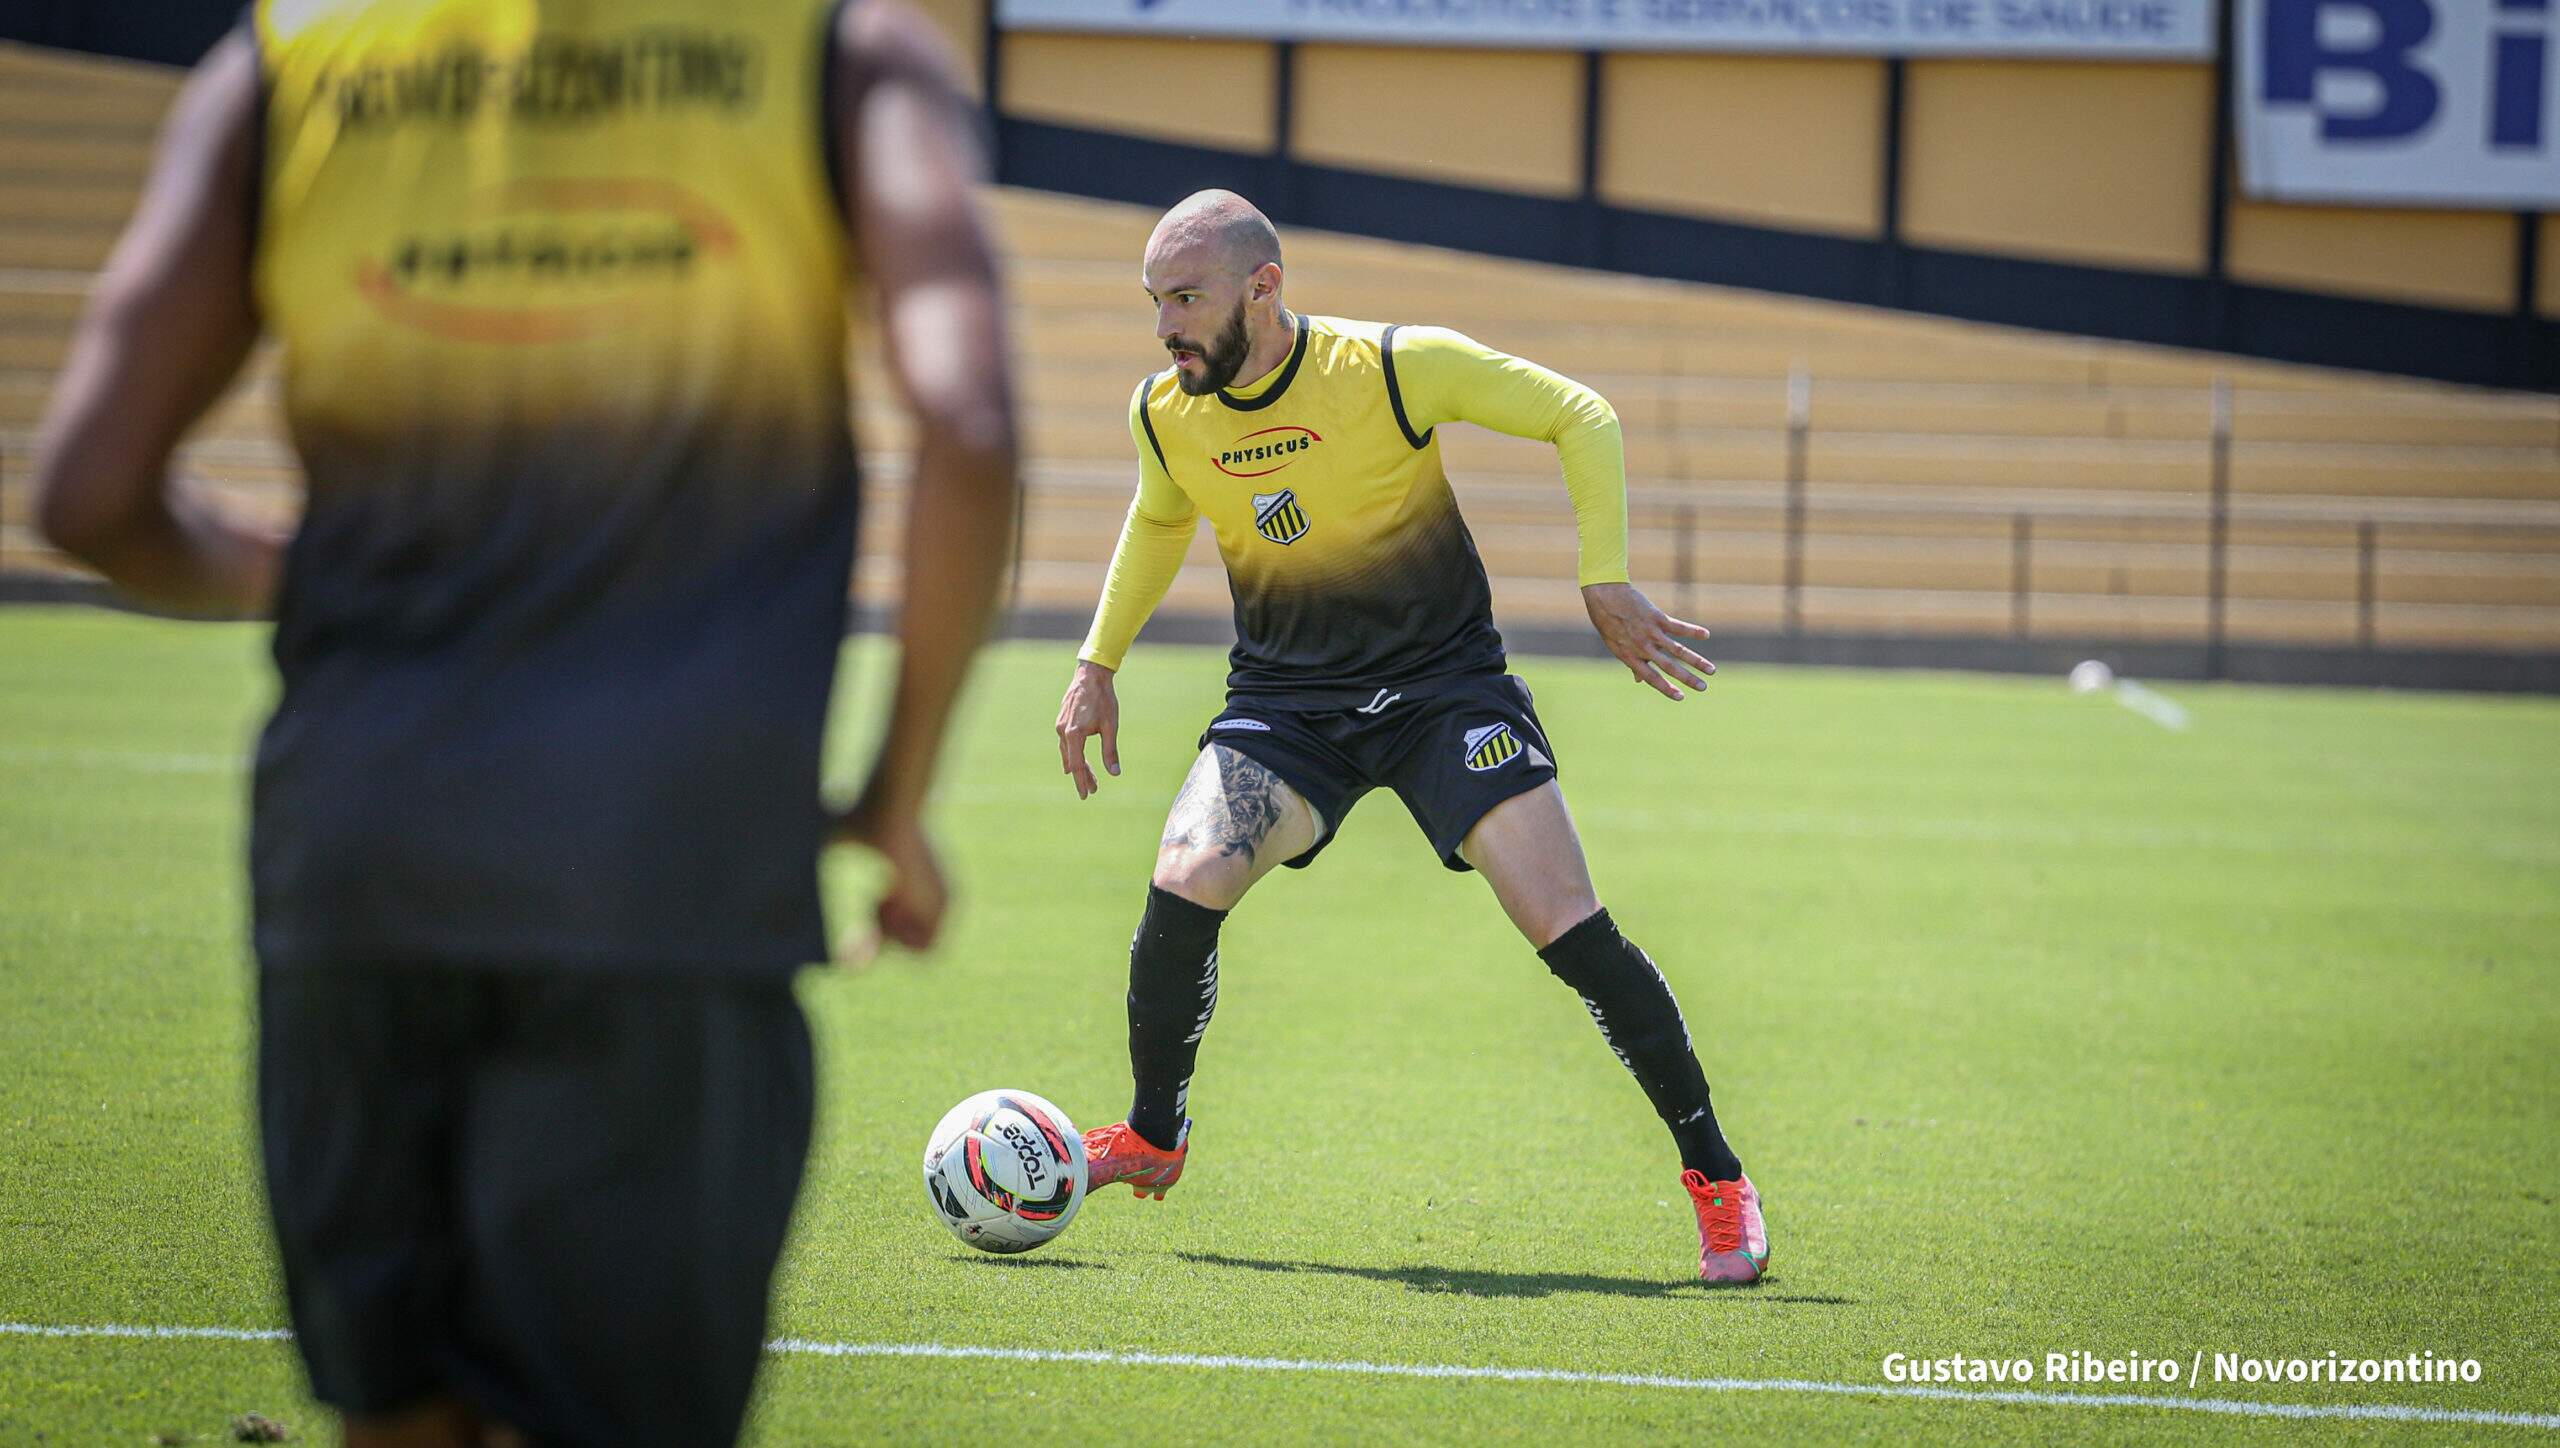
[32,30,276,617]
[831,0,1022,949]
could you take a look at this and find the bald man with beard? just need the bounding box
[1052,191,1769,1285]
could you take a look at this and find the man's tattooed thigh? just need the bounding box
[1163,747,1288,865]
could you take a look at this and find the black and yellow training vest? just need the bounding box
[249,0,856,972]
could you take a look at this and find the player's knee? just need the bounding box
[1524,892,1604,951]
[1151,847,1253,912]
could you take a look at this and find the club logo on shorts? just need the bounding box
[1252,489,1310,546]
[1463,723,1523,773]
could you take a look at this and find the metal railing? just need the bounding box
[6,375,2556,659]
[1608,490,2555,651]
[1603,367,2560,660]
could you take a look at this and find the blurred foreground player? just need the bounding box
[1052,192,1767,1285]
[35,1,1017,1441]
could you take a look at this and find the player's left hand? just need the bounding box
[829,796,949,963]
[1582,582,1715,701]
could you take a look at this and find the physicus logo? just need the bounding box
[354,177,739,344]
[1252,489,1310,546]
[1214,425,1322,478]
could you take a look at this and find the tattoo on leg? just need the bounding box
[1163,748,1288,865]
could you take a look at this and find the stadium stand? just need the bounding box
[4,39,2555,657]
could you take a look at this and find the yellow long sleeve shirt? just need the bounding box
[1079,314,1626,698]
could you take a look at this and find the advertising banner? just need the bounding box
[2238,0,2560,208]
[997,0,2217,59]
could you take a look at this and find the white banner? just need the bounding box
[2238,0,2560,208]
[997,0,2217,59]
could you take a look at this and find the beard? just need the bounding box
[1168,300,1253,396]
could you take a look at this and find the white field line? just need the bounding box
[2112,679,2192,732]
[0,745,242,775]
[4,1322,2555,1430]
[0,1322,288,1342]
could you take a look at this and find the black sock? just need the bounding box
[1126,885,1226,1151]
[1538,908,1743,1182]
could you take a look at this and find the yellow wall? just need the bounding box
[1902,60,2212,273]
[1001,34,1275,152]
[983,30,2547,327]
[1293,44,1580,197]
[1599,55,1881,237]
[905,0,984,99]
[2542,215,2560,319]
[2228,201,2515,312]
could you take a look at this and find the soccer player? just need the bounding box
[1052,191,1768,1285]
[34,1,1015,1442]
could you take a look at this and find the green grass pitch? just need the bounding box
[1,605,2555,1444]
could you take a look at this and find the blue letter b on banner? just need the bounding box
[2262,0,2442,140]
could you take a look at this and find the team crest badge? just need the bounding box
[1252,489,1310,545]
[1463,723,1524,773]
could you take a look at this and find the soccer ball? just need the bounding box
[922,1089,1088,1254]
[2069,659,2116,695]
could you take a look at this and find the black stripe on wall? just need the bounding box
[12,4,2550,396]
[997,118,2559,394]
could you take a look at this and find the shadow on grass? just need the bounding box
[1175,1251,1852,1303]
[949,1254,1111,1270]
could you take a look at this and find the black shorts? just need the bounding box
[1199,671,1559,872]
[256,966,814,1447]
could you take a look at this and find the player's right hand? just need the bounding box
[1582,581,1715,701]
[1055,660,1121,799]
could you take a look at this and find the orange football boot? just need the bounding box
[1083,1118,1190,1200]
[1683,1171,1769,1285]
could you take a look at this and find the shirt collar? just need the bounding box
[1217,312,1309,412]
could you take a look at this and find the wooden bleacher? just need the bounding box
[5,39,2556,653]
